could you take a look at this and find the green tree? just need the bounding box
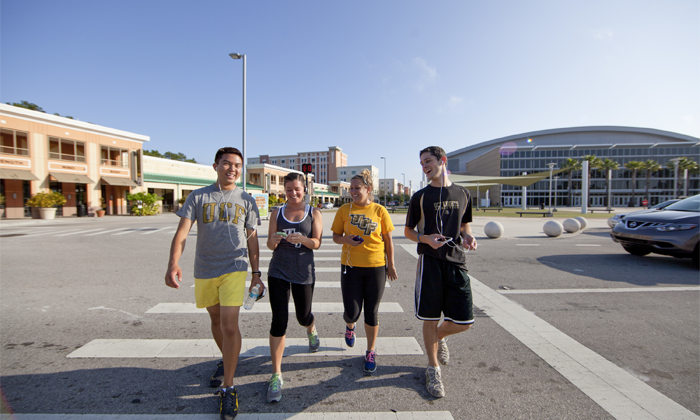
[666,157,699,197]
[599,158,619,208]
[642,160,662,205]
[582,155,602,206]
[143,149,165,158]
[561,158,582,207]
[624,161,644,207]
[143,150,197,164]
[7,101,44,112]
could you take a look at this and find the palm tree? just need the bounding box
[624,161,644,207]
[667,157,699,197]
[642,160,661,206]
[582,155,602,206]
[599,158,620,208]
[561,158,582,206]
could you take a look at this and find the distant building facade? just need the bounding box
[338,165,380,195]
[447,126,699,207]
[379,178,399,195]
[248,146,347,185]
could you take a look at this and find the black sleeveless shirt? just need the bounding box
[267,204,316,285]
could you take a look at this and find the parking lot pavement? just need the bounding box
[1,211,698,419]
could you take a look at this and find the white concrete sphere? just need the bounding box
[563,218,581,233]
[484,221,504,239]
[574,216,588,230]
[543,220,564,237]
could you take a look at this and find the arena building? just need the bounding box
[447,126,699,208]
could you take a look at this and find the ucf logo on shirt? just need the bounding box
[349,214,378,235]
[202,203,246,224]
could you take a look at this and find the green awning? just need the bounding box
[313,189,340,197]
[143,172,264,190]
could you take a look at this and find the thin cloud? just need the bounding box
[413,57,438,91]
[590,28,614,41]
[437,95,465,113]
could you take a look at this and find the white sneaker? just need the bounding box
[425,365,445,398]
[437,338,449,365]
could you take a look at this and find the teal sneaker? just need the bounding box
[266,373,283,403]
[308,327,320,352]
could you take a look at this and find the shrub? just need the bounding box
[26,192,66,208]
[127,192,161,216]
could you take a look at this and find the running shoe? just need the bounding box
[425,366,445,398]
[218,387,238,419]
[308,328,320,353]
[266,373,283,403]
[363,350,377,373]
[437,338,449,365]
[210,360,224,388]
[345,325,356,347]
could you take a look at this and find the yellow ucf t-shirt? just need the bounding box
[331,202,395,267]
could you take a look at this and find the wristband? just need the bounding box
[417,233,421,243]
[251,271,262,276]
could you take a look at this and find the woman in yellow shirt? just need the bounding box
[331,169,398,373]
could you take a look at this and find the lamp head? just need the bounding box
[229,53,243,59]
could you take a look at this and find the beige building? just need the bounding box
[248,146,347,185]
[338,165,380,195]
[0,104,147,218]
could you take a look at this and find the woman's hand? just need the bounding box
[387,265,398,281]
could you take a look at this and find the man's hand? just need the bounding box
[165,264,182,289]
[424,233,448,250]
[463,233,477,251]
[250,273,265,296]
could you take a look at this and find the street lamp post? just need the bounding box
[546,163,556,212]
[229,53,246,192]
[401,173,405,203]
[670,158,681,198]
[380,157,386,206]
[553,176,559,211]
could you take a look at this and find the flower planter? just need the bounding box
[96,210,106,217]
[38,208,57,220]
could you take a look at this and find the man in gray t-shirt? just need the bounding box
[165,147,262,419]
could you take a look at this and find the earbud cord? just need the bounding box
[435,162,469,254]
[218,182,257,269]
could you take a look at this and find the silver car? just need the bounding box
[610,195,699,268]
[607,199,680,228]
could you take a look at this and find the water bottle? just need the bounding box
[243,284,260,310]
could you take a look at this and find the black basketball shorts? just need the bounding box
[414,254,474,325]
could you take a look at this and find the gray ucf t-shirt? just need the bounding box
[176,184,260,279]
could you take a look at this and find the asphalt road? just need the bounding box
[0,212,698,420]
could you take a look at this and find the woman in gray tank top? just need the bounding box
[264,173,323,403]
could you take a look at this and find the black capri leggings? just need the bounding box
[268,276,315,338]
[340,265,386,327]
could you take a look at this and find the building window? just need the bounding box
[1,129,29,156]
[312,158,316,162]
[50,137,86,162]
[281,159,286,163]
[272,159,277,164]
[100,146,129,167]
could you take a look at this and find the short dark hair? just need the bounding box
[215,147,243,164]
[420,146,446,161]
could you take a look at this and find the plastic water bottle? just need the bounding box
[243,284,260,310]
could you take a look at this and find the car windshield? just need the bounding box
[664,195,700,212]
[651,199,677,209]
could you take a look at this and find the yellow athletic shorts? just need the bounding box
[194,271,247,308]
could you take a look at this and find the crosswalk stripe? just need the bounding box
[2,412,454,419]
[54,228,105,236]
[85,228,128,236]
[141,227,172,235]
[66,337,423,358]
[261,249,341,253]
[499,286,700,294]
[191,281,391,289]
[575,244,601,247]
[146,302,403,314]
[113,228,152,235]
[17,229,67,238]
[260,256,339,261]
[248,267,341,272]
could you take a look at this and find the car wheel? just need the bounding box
[692,244,699,269]
[622,244,651,256]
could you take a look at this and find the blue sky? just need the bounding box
[2,0,698,186]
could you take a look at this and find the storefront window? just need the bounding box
[1,129,29,156]
[100,146,129,167]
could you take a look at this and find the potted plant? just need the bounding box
[96,197,106,217]
[26,191,66,220]
[0,193,5,219]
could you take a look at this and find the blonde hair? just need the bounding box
[351,169,374,202]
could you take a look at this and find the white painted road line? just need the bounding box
[575,244,601,247]
[515,244,540,246]
[141,227,172,235]
[54,228,105,236]
[399,244,698,420]
[190,281,391,289]
[2,411,453,419]
[67,337,423,358]
[260,256,339,261]
[146,302,403,314]
[499,286,700,294]
[85,228,129,236]
[248,267,341,273]
[113,228,152,235]
[261,249,341,253]
[18,229,69,238]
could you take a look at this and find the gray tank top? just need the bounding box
[267,204,316,285]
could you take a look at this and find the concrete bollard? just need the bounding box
[574,216,588,230]
[543,220,564,237]
[484,221,504,239]
[563,218,581,233]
